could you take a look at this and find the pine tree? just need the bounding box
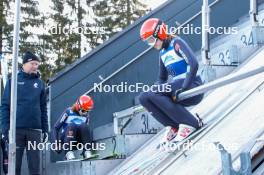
[49,0,82,73]
[62,0,102,56]
[65,0,86,58]
[91,0,149,41]
[0,0,12,53]
[19,0,43,54]
[0,0,13,86]
[48,0,101,73]
[36,13,55,82]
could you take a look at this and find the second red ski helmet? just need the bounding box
[74,95,94,112]
[140,18,167,41]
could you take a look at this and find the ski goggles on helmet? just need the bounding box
[79,106,92,114]
[79,109,90,115]
[143,35,157,46]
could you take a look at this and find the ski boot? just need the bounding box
[157,127,178,150]
[65,151,76,160]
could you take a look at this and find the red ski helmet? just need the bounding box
[140,18,168,45]
[74,95,94,112]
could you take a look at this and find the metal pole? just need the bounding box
[201,0,210,64]
[178,66,264,101]
[250,0,258,26]
[8,0,21,174]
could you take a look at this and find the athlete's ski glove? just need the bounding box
[172,88,183,102]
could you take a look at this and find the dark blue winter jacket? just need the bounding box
[1,71,48,133]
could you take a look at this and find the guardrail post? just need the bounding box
[214,142,252,175]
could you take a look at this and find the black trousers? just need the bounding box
[139,76,204,129]
[16,128,41,175]
[61,123,92,154]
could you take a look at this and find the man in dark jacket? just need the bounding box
[1,51,48,175]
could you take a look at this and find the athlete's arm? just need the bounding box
[157,56,168,84]
[53,110,68,141]
[174,38,198,90]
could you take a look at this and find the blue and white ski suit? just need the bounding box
[139,36,204,129]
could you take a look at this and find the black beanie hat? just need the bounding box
[23,51,40,64]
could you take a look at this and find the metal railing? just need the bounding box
[201,0,211,64]
[214,129,264,175]
[250,0,258,26]
[202,0,260,65]
[178,66,264,101]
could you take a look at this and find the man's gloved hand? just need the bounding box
[1,132,9,174]
[42,132,49,143]
[172,88,183,102]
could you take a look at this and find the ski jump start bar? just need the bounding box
[113,65,264,135]
[178,66,264,101]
